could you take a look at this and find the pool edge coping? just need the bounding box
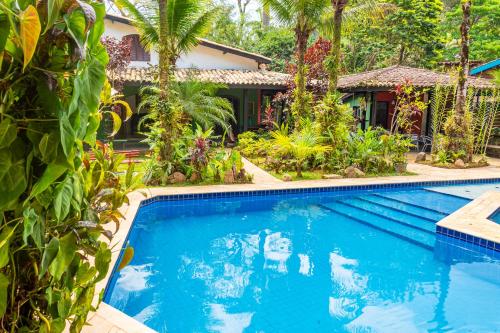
[436,191,500,252]
[85,176,500,333]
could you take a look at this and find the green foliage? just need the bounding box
[315,92,354,146]
[0,1,142,331]
[440,0,499,61]
[387,0,444,65]
[331,127,412,173]
[271,119,331,176]
[253,27,296,72]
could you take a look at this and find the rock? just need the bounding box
[344,166,365,178]
[189,172,200,182]
[168,172,186,184]
[223,170,235,184]
[454,159,465,168]
[415,152,426,162]
[282,174,293,182]
[322,174,343,180]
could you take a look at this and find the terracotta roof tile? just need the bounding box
[337,65,494,90]
[111,67,290,88]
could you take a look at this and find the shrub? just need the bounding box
[0,1,141,331]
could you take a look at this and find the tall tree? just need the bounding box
[264,0,329,126]
[323,0,394,91]
[440,0,499,61]
[387,0,444,66]
[455,0,471,120]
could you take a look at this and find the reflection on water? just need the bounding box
[105,195,500,332]
[263,232,292,274]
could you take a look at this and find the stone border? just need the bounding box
[85,176,500,332]
[436,191,500,252]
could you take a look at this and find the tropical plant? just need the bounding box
[139,80,235,131]
[102,36,131,91]
[264,0,329,126]
[0,1,140,331]
[390,80,427,134]
[271,120,330,177]
[188,125,216,179]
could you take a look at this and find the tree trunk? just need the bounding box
[262,3,270,28]
[158,0,170,101]
[328,0,348,93]
[455,0,471,118]
[398,45,405,65]
[296,160,302,178]
[158,0,173,162]
[294,24,310,126]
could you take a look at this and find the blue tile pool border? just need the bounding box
[139,177,500,207]
[436,225,500,252]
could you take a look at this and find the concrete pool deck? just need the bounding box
[82,158,500,333]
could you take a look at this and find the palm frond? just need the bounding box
[114,0,159,50]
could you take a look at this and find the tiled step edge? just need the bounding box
[436,191,500,253]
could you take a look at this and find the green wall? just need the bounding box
[344,92,371,129]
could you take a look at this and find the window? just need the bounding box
[123,34,150,61]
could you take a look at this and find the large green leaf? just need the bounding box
[30,163,66,198]
[45,0,64,33]
[87,2,105,47]
[39,132,58,162]
[0,118,17,149]
[94,242,111,281]
[0,13,9,53]
[23,208,42,249]
[59,113,75,157]
[0,151,26,211]
[39,237,59,277]
[0,226,14,268]
[64,9,86,50]
[0,273,9,317]
[19,5,41,69]
[49,233,76,280]
[53,176,73,221]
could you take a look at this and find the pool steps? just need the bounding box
[320,201,436,250]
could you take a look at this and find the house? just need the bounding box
[470,59,500,79]
[338,65,495,136]
[103,14,288,146]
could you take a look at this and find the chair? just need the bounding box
[419,135,432,152]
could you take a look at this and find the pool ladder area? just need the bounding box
[319,193,452,250]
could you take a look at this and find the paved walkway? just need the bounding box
[242,157,281,183]
[83,155,500,333]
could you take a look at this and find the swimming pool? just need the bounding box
[105,181,500,332]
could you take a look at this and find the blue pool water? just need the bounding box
[490,209,500,224]
[105,183,500,332]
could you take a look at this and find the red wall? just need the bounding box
[376,91,423,135]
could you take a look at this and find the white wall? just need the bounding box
[103,18,259,70]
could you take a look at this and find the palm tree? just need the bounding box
[138,80,236,131]
[322,0,394,91]
[263,0,329,126]
[114,0,216,161]
[115,0,216,97]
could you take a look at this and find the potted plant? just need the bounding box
[391,135,413,173]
